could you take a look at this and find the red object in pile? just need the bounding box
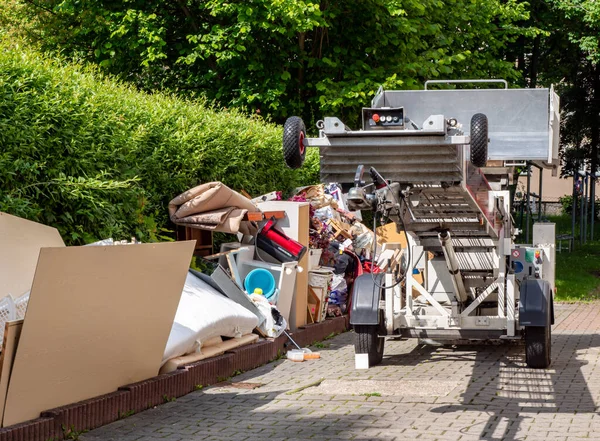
[362,261,382,274]
[256,218,307,262]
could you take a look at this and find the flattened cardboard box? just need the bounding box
[2,241,195,426]
[0,212,65,300]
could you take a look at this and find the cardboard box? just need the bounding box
[0,212,195,426]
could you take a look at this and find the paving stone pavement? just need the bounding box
[82,302,600,441]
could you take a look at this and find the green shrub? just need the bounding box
[559,195,600,218]
[0,42,319,244]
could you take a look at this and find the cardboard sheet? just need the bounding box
[3,241,195,426]
[0,212,65,300]
[376,222,408,248]
[0,320,23,426]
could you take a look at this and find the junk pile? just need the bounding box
[0,179,407,428]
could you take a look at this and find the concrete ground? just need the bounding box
[82,302,600,441]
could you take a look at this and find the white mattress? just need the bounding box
[162,271,259,365]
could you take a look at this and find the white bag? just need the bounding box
[250,294,287,338]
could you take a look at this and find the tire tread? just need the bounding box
[470,113,488,168]
[283,116,306,169]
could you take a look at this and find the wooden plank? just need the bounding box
[307,287,321,323]
[0,320,23,427]
[3,241,195,426]
[159,334,258,374]
[203,247,249,261]
[243,211,286,222]
[307,304,315,324]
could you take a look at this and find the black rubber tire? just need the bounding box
[354,322,385,366]
[525,325,551,369]
[470,113,488,168]
[283,116,307,169]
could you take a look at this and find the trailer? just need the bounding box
[282,80,560,369]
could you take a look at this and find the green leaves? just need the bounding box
[0,43,318,244]
[3,0,531,126]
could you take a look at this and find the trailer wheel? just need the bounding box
[525,325,551,369]
[283,116,307,169]
[354,315,385,366]
[470,113,488,168]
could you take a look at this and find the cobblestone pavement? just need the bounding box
[82,302,600,441]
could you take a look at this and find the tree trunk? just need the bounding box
[591,64,600,177]
[298,31,306,100]
[529,35,540,88]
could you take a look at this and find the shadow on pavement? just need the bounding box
[412,333,600,440]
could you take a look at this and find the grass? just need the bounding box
[543,215,600,301]
[555,242,600,301]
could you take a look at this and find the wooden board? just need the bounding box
[0,320,23,426]
[159,334,258,374]
[3,241,195,426]
[0,212,65,300]
[307,287,322,323]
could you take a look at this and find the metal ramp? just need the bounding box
[320,139,463,184]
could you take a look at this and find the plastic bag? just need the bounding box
[329,274,348,306]
[250,294,287,338]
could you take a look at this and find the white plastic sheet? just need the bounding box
[162,271,258,365]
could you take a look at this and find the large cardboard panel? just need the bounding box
[0,212,65,299]
[376,222,408,248]
[0,320,23,426]
[3,241,195,426]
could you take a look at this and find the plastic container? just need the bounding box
[244,268,276,299]
[286,349,304,362]
[303,352,320,360]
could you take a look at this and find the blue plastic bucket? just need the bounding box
[244,268,276,299]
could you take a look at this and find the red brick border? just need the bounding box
[3,316,349,440]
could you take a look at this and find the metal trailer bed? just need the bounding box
[281,80,560,369]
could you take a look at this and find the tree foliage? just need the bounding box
[0,41,318,244]
[506,0,600,178]
[2,0,533,127]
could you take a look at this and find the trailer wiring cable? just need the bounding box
[368,168,412,291]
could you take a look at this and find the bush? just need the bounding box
[559,195,600,218]
[0,43,319,244]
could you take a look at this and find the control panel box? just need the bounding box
[362,107,404,130]
[509,246,545,282]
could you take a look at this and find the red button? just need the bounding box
[372,114,380,122]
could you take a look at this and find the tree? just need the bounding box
[2,0,534,128]
[551,0,600,177]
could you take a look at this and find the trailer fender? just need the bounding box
[519,279,553,327]
[350,274,383,326]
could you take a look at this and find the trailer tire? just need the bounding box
[470,113,488,168]
[354,315,385,366]
[283,116,307,169]
[525,325,551,369]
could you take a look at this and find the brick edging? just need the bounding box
[0,316,349,440]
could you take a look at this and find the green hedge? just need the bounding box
[0,43,319,244]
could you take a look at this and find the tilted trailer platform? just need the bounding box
[282,80,560,369]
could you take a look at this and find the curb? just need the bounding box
[6,316,349,440]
